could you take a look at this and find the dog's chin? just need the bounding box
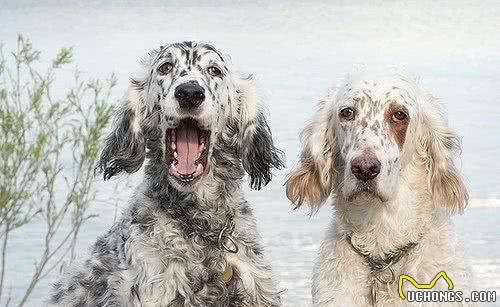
[345,182,388,203]
[165,118,211,189]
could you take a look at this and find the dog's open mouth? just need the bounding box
[167,119,210,184]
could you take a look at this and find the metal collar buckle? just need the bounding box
[218,220,239,254]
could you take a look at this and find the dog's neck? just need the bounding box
[141,170,242,250]
[334,169,433,258]
[143,144,245,230]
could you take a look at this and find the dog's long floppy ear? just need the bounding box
[97,78,149,180]
[415,94,468,213]
[234,75,285,190]
[286,101,336,210]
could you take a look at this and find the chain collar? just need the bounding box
[217,219,239,254]
[346,235,419,273]
[346,234,420,306]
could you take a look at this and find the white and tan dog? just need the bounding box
[287,70,472,307]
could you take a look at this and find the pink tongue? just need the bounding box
[176,124,199,175]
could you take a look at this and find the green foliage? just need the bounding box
[0,34,116,306]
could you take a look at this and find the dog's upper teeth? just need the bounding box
[174,151,178,159]
[171,142,176,151]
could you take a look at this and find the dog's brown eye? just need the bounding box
[392,111,408,122]
[340,107,355,120]
[158,62,173,75]
[207,66,222,77]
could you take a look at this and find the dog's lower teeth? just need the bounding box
[180,175,194,183]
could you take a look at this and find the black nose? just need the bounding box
[174,82,205,109]
[351,153,381,182]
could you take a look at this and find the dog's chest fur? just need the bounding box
[125,228,240,307]
[118,193,252,307]
[313,216,471,307]
[47,183,280,307]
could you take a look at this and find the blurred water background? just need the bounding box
[1,0,499,306]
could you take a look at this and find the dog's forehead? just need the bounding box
[156,41,227,65]
[341,75,416,111]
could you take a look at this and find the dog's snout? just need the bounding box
[174,82,205,109]
[350,153,381,182]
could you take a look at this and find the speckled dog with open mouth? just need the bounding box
[48,41,284,307]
